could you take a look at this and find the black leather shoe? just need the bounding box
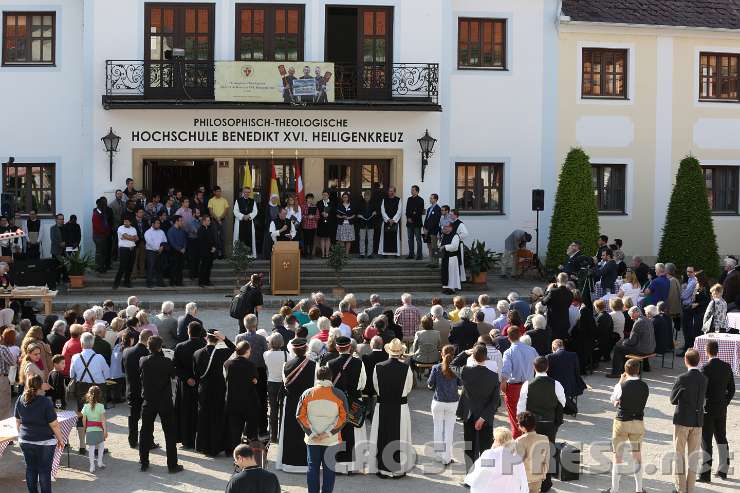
[140,463,149,472]
[717,471,728,479]
[168,465,184,474]
[698,475,711,483]
[150,442,160,450]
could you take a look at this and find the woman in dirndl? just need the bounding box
[335,192,356,253]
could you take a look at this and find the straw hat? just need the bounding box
[384,338,406,357]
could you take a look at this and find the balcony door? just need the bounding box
[326,6,392,100]
[144,3,215,99]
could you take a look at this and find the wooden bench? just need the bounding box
[626,353,657,378]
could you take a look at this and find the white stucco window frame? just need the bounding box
[693,46,740,109]
[0,5,62,72]
[576,41,635,106]
[451,10,514,76]
[588,157,633,218]
[447,157,510,217]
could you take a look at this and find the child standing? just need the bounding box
[46,355,67,409]
[82,385,107,473]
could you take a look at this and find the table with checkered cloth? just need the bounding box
[0,410,77,479]
[694,333,740,376]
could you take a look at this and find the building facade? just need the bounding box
[1,0,736,263]
[559,0,740,257]
[0,0,559,259]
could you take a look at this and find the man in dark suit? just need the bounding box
[670,349,708,493]
[546,339,586,402]
[176,302,203,342]
[423,193,442,267]
[527,314,551,356]
[138,336,183,473]
[122,329,156,449]
[173,321,206,449]
[448,308,479,355]
[560,240,590,275]
[594,249,618,294]
[699,340,735,482]
[197,215,218,287]
[542,273,574,340]
[361,336,388,421]
[452,344,500,472]
[405,185,425,260]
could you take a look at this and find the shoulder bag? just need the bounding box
[333,356,366,428]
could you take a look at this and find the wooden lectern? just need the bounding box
[271,242,300,295]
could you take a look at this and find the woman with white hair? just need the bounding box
[431,304,452,343]
[465,426,528,492]
[47,319,68,355]
[306,338,325,362]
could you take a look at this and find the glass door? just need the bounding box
[144,3,215,99]
[358,7,392,99]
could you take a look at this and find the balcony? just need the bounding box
[102,60,440,111]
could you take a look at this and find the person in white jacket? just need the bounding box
[465,426,529,492]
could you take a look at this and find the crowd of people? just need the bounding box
[0,240,737,493]
[1,178,481,292]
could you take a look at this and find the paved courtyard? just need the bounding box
[1,309,738,493]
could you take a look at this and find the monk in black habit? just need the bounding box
[193,329,236,456]
[275,338,316,473]
[223,341,260,454]
[173,321,205,449]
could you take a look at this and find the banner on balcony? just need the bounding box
[214,62,335,103]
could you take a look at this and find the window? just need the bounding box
[454,163,503,212]
[235,4,304,61]
[702,166,739,214]
[2,163,55,216]
[699,52,739,101]
[592,164,626,213]
[2,12,55,66]
[458,18,506,69]
[582,48,627,98]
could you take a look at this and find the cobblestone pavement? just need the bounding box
[1,310,738,492]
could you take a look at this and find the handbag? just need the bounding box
[333,357,366,428]
[702,301,715,333]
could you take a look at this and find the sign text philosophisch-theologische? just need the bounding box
[130,118,405,144]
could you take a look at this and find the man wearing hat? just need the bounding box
[326,336,367,473]
[361,334,387,422]
[193,329,236,456]
[369,338,414,478]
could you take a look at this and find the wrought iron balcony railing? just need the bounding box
[104,59,439,108]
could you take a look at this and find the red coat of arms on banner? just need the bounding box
[242,66,253,77]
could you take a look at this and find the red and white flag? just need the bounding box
[295,165,305,205]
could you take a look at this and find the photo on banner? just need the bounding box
[215,61,335,103]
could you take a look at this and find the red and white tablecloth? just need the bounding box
[0,410,77,479]
[694,333,740,376]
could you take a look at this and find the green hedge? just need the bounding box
[545,148,600,271]
[658,155,720,278]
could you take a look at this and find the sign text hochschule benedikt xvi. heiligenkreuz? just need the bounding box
[130,117,405,144]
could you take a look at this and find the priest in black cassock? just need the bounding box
[369,338,414,478]
[269,207,297,244]
[326,336,367,473]
[440,223,465,295]
[276,339,315,473]
[193,329,236,456]
[197,215,218,287]
[233,186,258,258]
[23,209,43,259]
[378,187,402,256]
[224,341,260,454]
[173,321,205,449]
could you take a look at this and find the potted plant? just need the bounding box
[327,243,350,297]
[227,241,255,293]
[62,251,96,289]
[464,240,501,285]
